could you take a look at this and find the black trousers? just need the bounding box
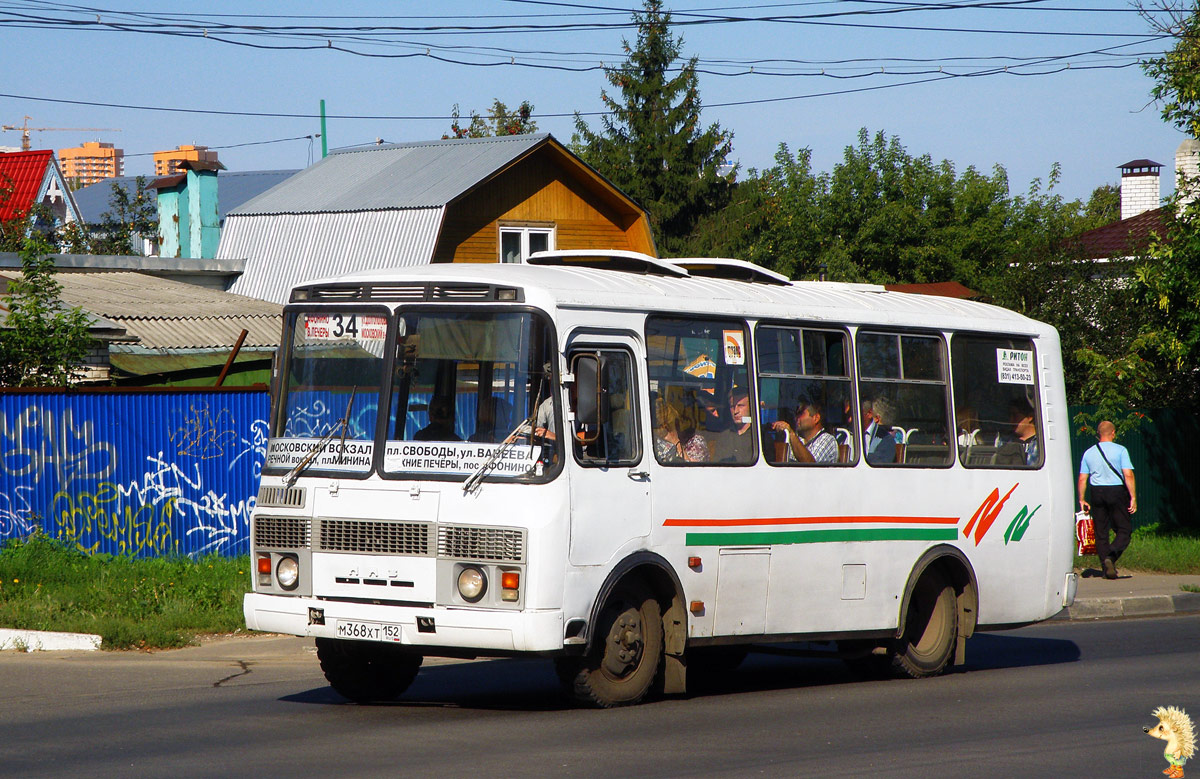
[1091,484,1132,563]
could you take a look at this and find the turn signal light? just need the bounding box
[688,556,702,569]
[500,570,520,602]
[257,554,272,574]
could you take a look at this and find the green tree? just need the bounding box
[0,226,96,387]
[445,99,538,139]
[572,0,733,254]
[91,176,159,256]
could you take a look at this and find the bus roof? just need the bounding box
[291,260,1049,337]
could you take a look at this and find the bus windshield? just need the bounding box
[383,309,555,479]
[266,309,389,475]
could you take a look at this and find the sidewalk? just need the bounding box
[1058,568,1200,621]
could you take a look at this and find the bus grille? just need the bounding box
[437,525,525,563]
[319,519,433,556]
[254,516,311,549]
[256,485,306,509]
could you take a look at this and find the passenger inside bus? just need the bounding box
[652,397,709,463]
[711,387,755,463]
[414,396,460,441]
[769,400,838,463]
[862,398,898,465]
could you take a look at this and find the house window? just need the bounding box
[499,225,554,263]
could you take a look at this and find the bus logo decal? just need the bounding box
[962,484,1019,546]
[1004,504,1039,545]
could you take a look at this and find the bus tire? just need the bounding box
[316,637,423,703]
[563,580,663,708]
[891,567,958,679]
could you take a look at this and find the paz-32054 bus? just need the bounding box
[244,250,1077,707]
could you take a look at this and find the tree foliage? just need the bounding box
[0,226,96,387]
[572,0,733,254]
[90,176,159,256]
[445,100,538,139]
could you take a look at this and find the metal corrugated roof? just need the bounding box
[12,271,283,350]
[229,134,550,215]
[221,208,444,305]
[0,150,54,220]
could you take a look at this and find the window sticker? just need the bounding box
[266,439,374,471]
[723,330,746,365]
[383,441,540,476]
[996,348,1035,385]
[303,313,387,342]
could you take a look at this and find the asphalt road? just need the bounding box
[1,615,1196,778]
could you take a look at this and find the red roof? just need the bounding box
[884,280,979,299]
[1071,206,1168,260]
[0,150,54,222]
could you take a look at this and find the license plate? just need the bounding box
[335,620,403,642]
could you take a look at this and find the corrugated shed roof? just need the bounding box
[1071,206,1168,260]
[0,150,53,220]
[72,169,299,224]
[11,271,282,350]
[221,208,444,305]
[229,134,550,215]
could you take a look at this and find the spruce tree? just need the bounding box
[572,0,733,254]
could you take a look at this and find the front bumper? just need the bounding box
[244,593,565,655]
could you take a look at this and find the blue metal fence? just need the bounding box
[0,389,268,558]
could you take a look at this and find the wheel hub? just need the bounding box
[602,611,643,677]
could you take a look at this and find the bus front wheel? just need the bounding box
[891,567,958,678]
[316,638,423,703]
[559,580,663,707]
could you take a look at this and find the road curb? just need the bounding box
[1061,591,1200,621]
[0,628,102,652]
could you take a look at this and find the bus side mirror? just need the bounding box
[572,354,601,443]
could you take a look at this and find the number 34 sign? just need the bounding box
[304,314,387,341]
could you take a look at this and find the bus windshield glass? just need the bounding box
[266,309,389,475]
[383,310,555,480]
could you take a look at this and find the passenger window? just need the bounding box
[756,326,853,465]
[570,350,640,466]
[950,335,1042,468]
[856,331,951,467]
[646,317,754,465]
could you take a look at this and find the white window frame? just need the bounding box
[499,224,555,263]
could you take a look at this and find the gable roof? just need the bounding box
[73,169,299,224]
[230,134,564,215]
[0,150,55,221]
[883,281,979,299]
[1071,206,1168,260]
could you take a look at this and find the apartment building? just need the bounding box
[153,144,219,176]
[58,140,124,186]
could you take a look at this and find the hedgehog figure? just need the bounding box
[1145,706,1196,779]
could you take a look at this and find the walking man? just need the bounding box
[1077,420,1137,579]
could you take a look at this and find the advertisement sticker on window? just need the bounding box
[996,348,1034,385]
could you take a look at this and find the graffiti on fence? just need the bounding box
[0,393,268,557]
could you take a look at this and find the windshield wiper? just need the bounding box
[283,387,357,487]
[462,415,535,494]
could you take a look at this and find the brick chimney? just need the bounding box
[1176,138,1200,210]
[1119,159,1162,220]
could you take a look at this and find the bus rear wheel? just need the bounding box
[316,638,423,703]
[891,568,958,678]
[560,581,663,708]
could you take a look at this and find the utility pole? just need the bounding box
[320,100,328,159]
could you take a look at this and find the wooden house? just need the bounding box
[218,133,655,304]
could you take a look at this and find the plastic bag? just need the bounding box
[1075,511,1095,556]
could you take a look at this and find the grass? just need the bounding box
[1073,523,1200,576]
[0,533,250,650]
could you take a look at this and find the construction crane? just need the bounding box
[1,116,121,151]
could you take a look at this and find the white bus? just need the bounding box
[244,250,1077,707]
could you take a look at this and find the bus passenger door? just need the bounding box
[566,341,651,566]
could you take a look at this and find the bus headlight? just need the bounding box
[276,555,300,590]
[457,566,487,603]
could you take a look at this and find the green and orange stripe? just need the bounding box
[664,515,960,546]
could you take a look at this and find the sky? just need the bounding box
[0,0,1189,203]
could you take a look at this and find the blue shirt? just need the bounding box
[1080,441,1133,486]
